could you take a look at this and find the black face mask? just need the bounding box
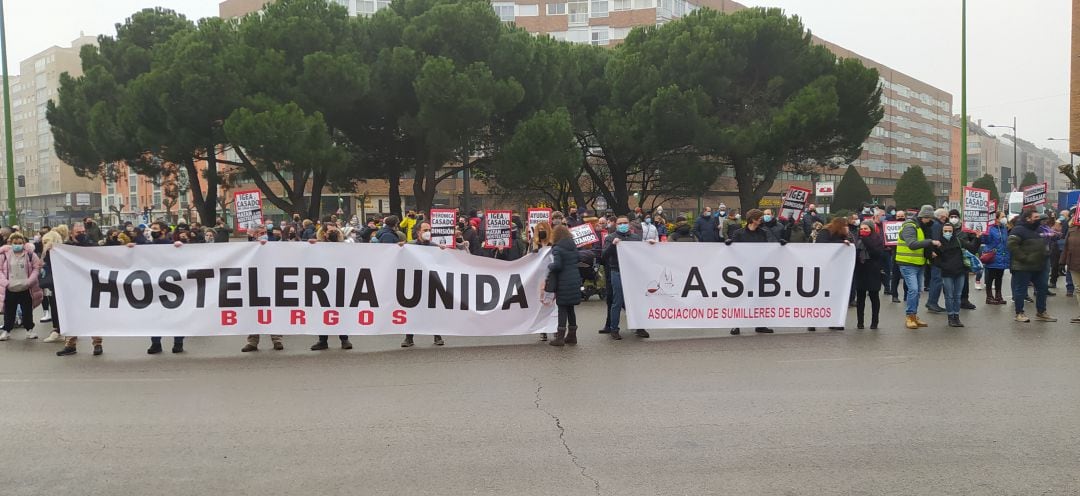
[151,231,162,238]
[538,231,548,240]
[328,232,340,242]
[455,237,464,244]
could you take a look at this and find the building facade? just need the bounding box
[0,36,102,229]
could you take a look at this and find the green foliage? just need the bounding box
[893,166,936,210]
[1020,171,1039,188]
[832,166,871,212]
[971,174,1000,204]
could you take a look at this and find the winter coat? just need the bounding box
[980,224,1012,270]
[0,244,43,309]
[692,215,720,242]
[1062,228,1080,270]
[602,231,641,271]
[214,226,232,243]
[85,222,103,244]
[730,225,778,243]
[931,234,973,277]
[546,238,582,307]
[399,216,417,242]
[1007,222,1048,272]
[854,233,885,292]
[814,229,849,244]
[801,212,825,237]
[669,223,697,242]
[640,222,659,242]
[762,220,790,242]
[375,227,399,245]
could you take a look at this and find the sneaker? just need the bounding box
[634,329,650,338]
[754,327,774,333]
[341,340,353,350]
[1047,290,1057,297]
[92,345,103,356]
[0,331,9,341]
[171,344,184,354]
[730,328,741,335]
[926,304,945,313]
[272,341,284,351]
[1070,316,1080,323]
[56,346,76,357]
[311,341,329,351]
[40,316,52,323]
[25,330,38,340]
[43,331,61,343]
[597,328,611,334]
[891,295,901,303]
[400,337,414,348]
[960,301,976,310]
[975,281,983,290]
[1035,312,1057,322]
[610,331,623,340]
[1015,313,1030,323]
[433,336,444,346]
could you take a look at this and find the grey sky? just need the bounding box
[1,0,1072,153]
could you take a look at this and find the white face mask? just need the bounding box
[420,231,432,242]
[949,217,960,225]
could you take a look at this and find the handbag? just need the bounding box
[979,248,996,264]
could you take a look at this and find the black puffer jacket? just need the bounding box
[546,237,582,306]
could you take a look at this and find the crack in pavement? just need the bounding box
[534,379,601,496]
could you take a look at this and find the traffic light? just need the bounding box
[16,175,24,187]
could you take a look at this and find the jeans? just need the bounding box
[927,266,943,307]
[899,265,924,316]
[882,255,895,294]
[942,274,965,316]
[1012,267,1049,314]
[608,270,625,331]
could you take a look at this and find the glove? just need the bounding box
[779,239,787,246]
[541,292,556,305]
[724,239,733,246]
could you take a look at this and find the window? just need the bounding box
[518,4,539,16]
[590,27,610,46]
[590,0,608,17]
[493,3,516,21]
[568,0,588,24]
[546,2,566,14]
[632,0,653,7]
[612,0,630,9]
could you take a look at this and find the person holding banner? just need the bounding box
[1007,207,1058,323]
[309,232,356,351]
[400,222,446,348]
[530,221,555,342]
[727,209,786,334]
[545,225,583,347]
[979,211,1011,305]
[895,206,938,330]
[602,216,644,340]
[854,221,885,329]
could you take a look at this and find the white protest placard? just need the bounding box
[429,209,457,248]
[962,186,990,233]
[883,221,903,247]
[618,243,854,329]
[815,182,835,198]
[780,186,811,222]
[1023,182,1047,207]
[234,190,263,233]
[527,208,552,239]
[483,210,513,249]
[570,224,599,248]
[50,243,556,336]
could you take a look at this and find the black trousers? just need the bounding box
[985,268,1005,295]
[2,290,33,331]
[151,337,184,345]
[603,265,613,329]
[557,305,578,328]
[404,334,441,340]
[319,335,351,342]
[855,289,880,326]
[45,291,59,330]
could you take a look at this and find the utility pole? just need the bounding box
[0,0,17,226]
[960,0,967,188]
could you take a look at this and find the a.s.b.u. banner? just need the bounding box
[618,243,854,328]
[51,244,556,336]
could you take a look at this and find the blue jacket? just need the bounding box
[980,224,1011,270]
[692,215,720,242]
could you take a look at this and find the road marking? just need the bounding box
[776,357,855,363]
[0,378,183,383]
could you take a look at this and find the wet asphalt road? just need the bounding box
[1,283,1079,496]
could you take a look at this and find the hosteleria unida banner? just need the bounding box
[617,243,854,328]
[50,243,556,337]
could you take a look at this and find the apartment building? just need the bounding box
[0,35,103,229]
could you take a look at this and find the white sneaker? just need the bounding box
[0,331,9,341]
[975,281,983,290]
[42,331,61,343]
[25,330,38,340]
[40,316,52,323]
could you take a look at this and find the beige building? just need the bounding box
[0,35,102,229]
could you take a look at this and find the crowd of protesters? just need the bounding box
[0,199,1076,358]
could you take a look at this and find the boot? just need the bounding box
[549,327,566,347]
[915,315,928,327]
[870,318,879,330]
[564,326,578,345]
[905,315,919,329]
[948,315,965,327]
[986,295,996,305]
[540,333,548,342]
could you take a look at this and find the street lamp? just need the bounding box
[1048,138,1073,168]
[987,117,1018,191]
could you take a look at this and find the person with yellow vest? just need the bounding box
[895,205,940,329]
[399,211,418,242]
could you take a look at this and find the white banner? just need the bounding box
[1023,182,1047,207]
[618,243,854,328]
[51,244,556,337]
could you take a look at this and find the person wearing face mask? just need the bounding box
[760,209,790,242]
[801,203,825,239]
[693,207,720,243]
[103,229,123,246]
[601,216,644,340]
[895,206,939,329]
[397,222,446,348]
[727,209,785,334]
[947,209,981,310]
[0,233,43,342]
[308,228,355,352]
[640,214,659,242]
[979,210,1011,305]
[923,208,950,313]
[545,225,583,347]
[1007,207,1057,323]
[854,221,885,329]
[929,221,976,327]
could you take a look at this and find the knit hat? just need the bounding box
[860,219,876,230]
[918,205,935,219]
[948,209,961,218]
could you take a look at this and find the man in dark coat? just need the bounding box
[727,209,783,334]
[692,207,720,242]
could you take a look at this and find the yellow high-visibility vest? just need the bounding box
[894,220,926,265]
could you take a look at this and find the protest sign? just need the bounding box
[51,243,556,336]
[962,186,991,233]
[883,221,903,247]
[234,190,264,233]
[570,224,599,248]
[483,210,513,249]
[527,208,552,239]
[619,243,854,329]
[429,209,457,248]
[779,186,811,222]
[1023,182,1047,207]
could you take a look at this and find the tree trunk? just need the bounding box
[609,164,631,215]
[388,168,402,218]
[413,162,438,214]
[733,158,759,213]
[568,173,587,211]
[307,168,328,221]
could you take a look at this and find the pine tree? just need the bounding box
[832,166,872,212]
[970,174,1000,204]
[893,165,936,210]
[1020,171,1039,188]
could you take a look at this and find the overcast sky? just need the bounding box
[1,0,1072,153]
